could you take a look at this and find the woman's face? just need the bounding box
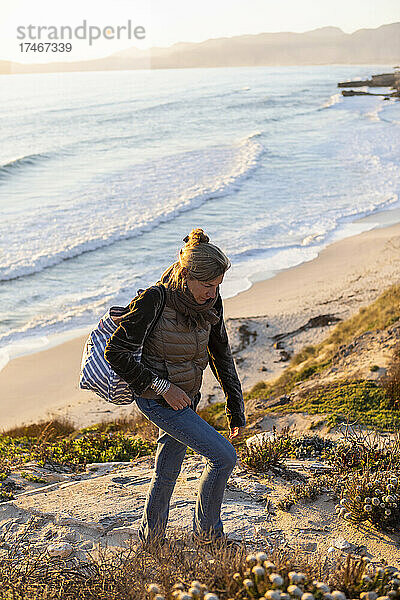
[186,273,224,304]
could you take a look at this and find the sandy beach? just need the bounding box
[1,218,400,431]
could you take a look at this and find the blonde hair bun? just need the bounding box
[183,228,210,246]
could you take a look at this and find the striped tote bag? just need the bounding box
[79,306,135,405]
[79,285,166,405]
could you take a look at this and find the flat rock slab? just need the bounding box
[0,456,268,550]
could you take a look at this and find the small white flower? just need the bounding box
[301,594,314,600]
[147,584,160,594]
[179,594,192,600]
[265,591,281,600]
[287,585,303,597]
[246,554,258,565]
[232,573,241,582]
[256,551,269,563]
[331,591,346,600]
[252,566,266,577]
[190,581,202,589]
[243,579,254,589]
[189,587,201,597]
[270,574,284,587]
[204,594,219,600]
[316,583,330,594]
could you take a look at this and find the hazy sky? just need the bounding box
[1,0,400,63]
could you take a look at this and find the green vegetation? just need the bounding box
[19,472,46,484]
[241,431,292,473]
[35,432,154,467]
[277,473,337,511]
[0,417,156,478]
[326,436,400,473]
[336,471,400,531]
[271,380,400,430]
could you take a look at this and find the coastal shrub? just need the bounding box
[290,434,336,459]
[198,401,227,431]
[335,470,400,531]
[19,472,46,483]
[33,432,155,468]
[0,435,33,467]
[326,437,400,473]
[380,343,400,410]
[277,473,336,511]
[1,524,400,600]
[0,415,159,475]
[240,431,292,473]
[158,553,400,600]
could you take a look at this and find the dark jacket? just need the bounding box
[104,285,246,429]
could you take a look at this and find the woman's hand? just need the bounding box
[229,426,245,440]
[163,383,192,411]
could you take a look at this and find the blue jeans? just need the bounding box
[134,395,237,543]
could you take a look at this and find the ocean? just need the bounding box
[0,64,399,368]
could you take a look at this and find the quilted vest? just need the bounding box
[140,304,211,400]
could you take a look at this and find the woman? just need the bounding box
[104,228,246,548]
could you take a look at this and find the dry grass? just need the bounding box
[2,418,76,440]
[380,342,400,410]
[1,524,400,599]
[246,284,400,401]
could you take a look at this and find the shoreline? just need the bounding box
[2,203,400,369]
[1,212,400,431]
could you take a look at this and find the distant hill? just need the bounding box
[2,22,400,75]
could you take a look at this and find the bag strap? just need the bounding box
[146,284,166,339]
